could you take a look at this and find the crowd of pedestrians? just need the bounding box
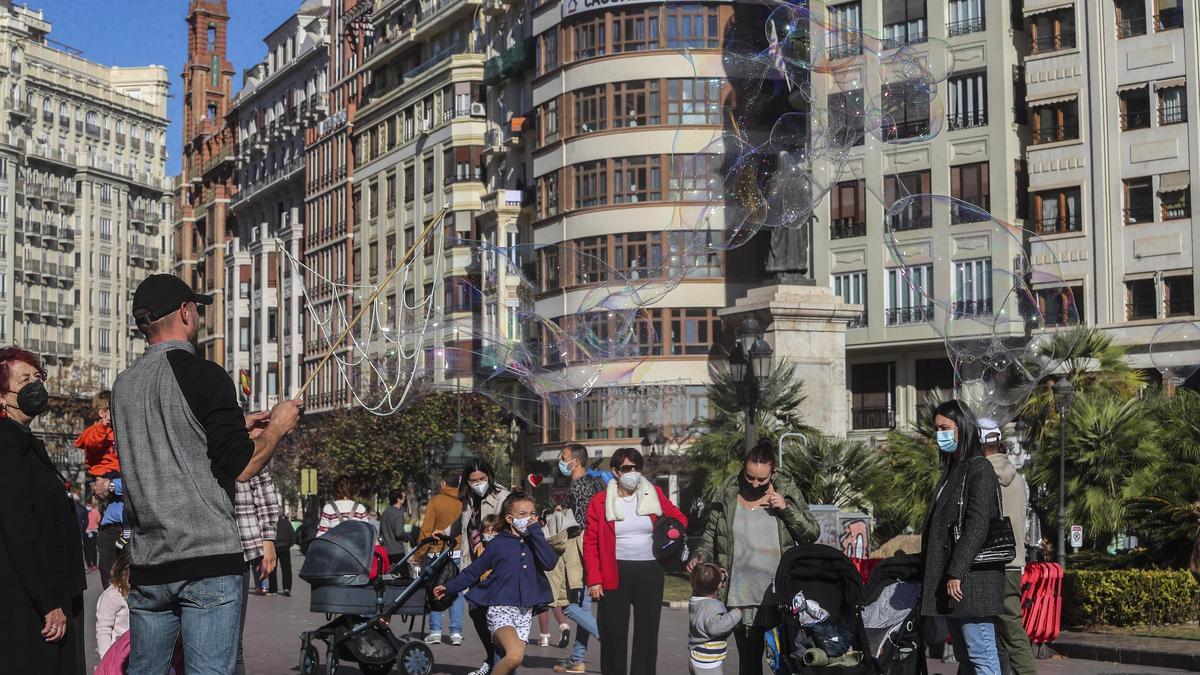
[0,270,1044,675]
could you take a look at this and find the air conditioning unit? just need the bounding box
[470,102,486,117]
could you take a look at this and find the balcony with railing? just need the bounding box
[1124,204,1154,224]
[1127,299,1158,321]
[952,299,993,319]
[951,197,991,224]
[947,16,985,36]
[1032,123,1080,144]
[28,143,78,170]
[8,98,30,118]
[882,118,930,141]
[888,211,932,232]
[1120,109,1152,130]
[885,304,934,325]
[831,218,866,239]
[852,407,895,430]
[1036,214,1081,235]
[948,112,987,130]
[1118,16,1147,38]
[1030,31,1076,54]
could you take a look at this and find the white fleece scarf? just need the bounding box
[605,476,662,522]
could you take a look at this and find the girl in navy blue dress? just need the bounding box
[434,491,558,675]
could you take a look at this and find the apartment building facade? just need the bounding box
[1028,0,1198,375]
[348,0,488,394]
[227,0,329,410]
[1,3,170,389]
[812,0,1030,438]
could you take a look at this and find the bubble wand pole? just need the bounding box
[293,206,447,401]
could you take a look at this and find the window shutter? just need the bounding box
[980,162,991,205]
[908,0,926,20]
[884,0,907,25]
[856,181,866,223]
[951,166,962,200]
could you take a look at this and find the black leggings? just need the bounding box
[734,623,768,675]
[469,604,496,666]
[597,559,664,675]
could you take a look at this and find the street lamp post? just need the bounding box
[729,319,774,453]
[1053,377,1075,569]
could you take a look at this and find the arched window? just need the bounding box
[58,102,66,120]
[9,47,20,69]
[86,111,98,126]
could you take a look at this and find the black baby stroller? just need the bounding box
[298,521,458,675]
[860,554,925,675]
[773,544,874,675]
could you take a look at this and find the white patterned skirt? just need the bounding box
[485,605,534,642]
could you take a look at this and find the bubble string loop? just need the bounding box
[293,205,448,402]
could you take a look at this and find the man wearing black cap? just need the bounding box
[112,274,303,674]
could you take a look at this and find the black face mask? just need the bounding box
[739,474,769,501]
[14,380,49,418]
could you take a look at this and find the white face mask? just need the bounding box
[482,533,496,542]
[511,516,532,534]
[470,481,489,497]
[618,471,642,491]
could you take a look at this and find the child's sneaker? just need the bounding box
[553,662,586,673]
[538,633,551,648]
[449,633,463,646]
[424,633,442,645]
[557,623,571,648]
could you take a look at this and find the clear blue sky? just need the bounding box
[25,0,301,176]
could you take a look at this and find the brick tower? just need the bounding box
[176,0,236,365]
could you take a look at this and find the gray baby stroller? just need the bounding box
[298,521,457,675]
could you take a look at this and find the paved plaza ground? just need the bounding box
[80,550,1192,674]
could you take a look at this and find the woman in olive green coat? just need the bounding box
[688,442,819,675]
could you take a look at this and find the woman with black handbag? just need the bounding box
[920,400,1010,675]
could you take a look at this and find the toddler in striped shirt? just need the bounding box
[688,562,742,675]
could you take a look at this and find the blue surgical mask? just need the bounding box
[558,459,573,476]
[936,429,958,454]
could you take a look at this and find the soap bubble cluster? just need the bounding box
[287,0,1082,430]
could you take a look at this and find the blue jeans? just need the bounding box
[947,617,1001,675]
[429,593,464,635]
[563,591,598,664]
[128,574,244,675]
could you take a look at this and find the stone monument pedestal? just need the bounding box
[720,284,861,437]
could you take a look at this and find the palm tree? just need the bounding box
[1027,393,1161,547]
[1128,389,1200,568]
[784,435,888,513]
[687,360,812,499]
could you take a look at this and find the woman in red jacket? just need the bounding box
[583,447,687,675]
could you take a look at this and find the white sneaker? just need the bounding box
[467,664,491,675]
[425,633,442,645]
[539,633,551,648]
[450,633,463,646]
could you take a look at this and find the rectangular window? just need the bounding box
[99,218,112,240]
[1126,279,1158,320]
[1029,7,1076,53]
[1162,184,1191,220]
[885,264,933,325]
[881,79,930,140]
[613,233,662,279]
[948,0,986,36]
[948,72,987,130]
[1033,187,1082,234]
[422,156,434,194]
[669,154,721,201]
[99,329,111,354]
[613,80,661,128]
[832,271,867,327]
[574,236,608,284]
[667,79,721,125]
[613,156,661,203]
[1159,86,1187,125]
[1116,0,1147,37]
[1031,99,1080,144]
[830,180,866,238]
[574,160,607,208]
[240,318,250,350]
[850,362,895,430]
[612,10,658,52]
[574,85,607,134]
[1124,177,1154,223]
[268,308,278,341]
[99,290,111,313]
[574,17,606,60]
[1037,285,1083,326]
[386,175,396,210]
[539,248,560,291]
[669,308,721,355]
[884,170,932,231]
[404,166,415,201]
[538,26,559,75]
[1156,0,1183,31]
[1166,276,1195,317]
[1119,86,1152,130]
[884,0,927,45]
[574,392,609,440]
[542,98,559,144]
[829,89,865,146]
[662,4,720,49]
[99,254,111,278]
[951,162,990,223]
[826,1,863,58]
[670,230,722,277]
[539,171,560,218]
[953,259,992,319]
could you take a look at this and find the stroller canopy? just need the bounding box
[300,520,378,587]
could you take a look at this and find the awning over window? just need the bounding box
[1159,171,1190,193]
[1117,82,1149,93]
[1029,93,1077,107]
[1024,3,1074,17]
[1155,77,1187,90]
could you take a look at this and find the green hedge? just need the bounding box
[1065,570,1200,627]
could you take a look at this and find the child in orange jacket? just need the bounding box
[77,391,119,477]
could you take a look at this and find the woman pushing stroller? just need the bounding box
[434,491,558,675]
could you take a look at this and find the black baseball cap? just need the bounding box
[132,274,213,325]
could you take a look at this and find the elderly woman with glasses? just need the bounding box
[0,346,88,674]
[582,446,687,675]
[687,440,820,675]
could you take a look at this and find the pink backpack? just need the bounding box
[94,631,185,675]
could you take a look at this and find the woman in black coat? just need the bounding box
[0,347,87,674]
[920,399,1004,675]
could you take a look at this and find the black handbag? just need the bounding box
[950,459,1016,567]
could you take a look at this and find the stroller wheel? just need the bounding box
[327,643,340,674]
[396,641,434,675]
[361,661,396,675]
[299,644,319,675]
